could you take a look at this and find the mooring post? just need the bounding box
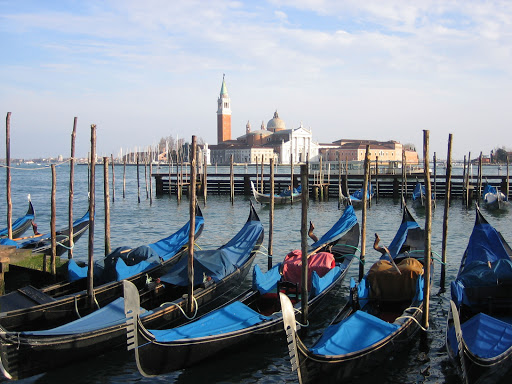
[478,152,482,202]
[401,150,405,208]
[338,158,342,208]
[290,153,294,205]
[144,157,149,199]
[300,164,309,326]
[344,157,349,197]
[462,155,467,207]
[149,162,153,206]
[507,156,510,200]
[269,158,275,271]
[68,117,77,259]
[50,164,57,276]
[440,133,453,290]
[433,152,436,201]
[123,157,126,199]
[422,130,432,330]
[255,156,259,192]
[5,112,12,240]
[187,136,197,316]
[111,154,116,203]
[360,145,370,281]
[168,150,172,196]
[103,157,111,256]
[375,156,379,202]
[203,154,207,204]
[88,124,96,309]
[137,154,141,204]
[260,155,264,194]
[230,155,234,204]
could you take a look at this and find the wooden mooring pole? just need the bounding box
[68,117,77,259]
[88,124,96,309]
[123,157,126,199]
[5,112,12,240]
[187,136,197,316]
[149,162,153,205]
[300,164,309,326]
[137,154,141,204]
[230,155,234,204]
[203,154,207,204]
[290,153,294,205]
[477,152,482,202]
[269,158,275,270]
[50,164,57,276]
[440,134,453,290]
[375,156,379,203]
[359,145,370,281]
[103,157,111,256]
[260,155,264,194]
[422,130,432,330]
[111,154,116,203]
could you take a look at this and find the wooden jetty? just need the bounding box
[153,171,510,200]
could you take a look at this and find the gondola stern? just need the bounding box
[280,293,304,384]
[123,280,140,353]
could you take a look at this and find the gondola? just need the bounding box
[346,182,374,207]
[0,196,35,240]
[281,204,427,383]
[15,209,91,257]
[250,180,301,204]
[446,207,512,384]
[412,182,435,209]
[482,182,508,210]
[124,205,359,377]
[0,204,261,381]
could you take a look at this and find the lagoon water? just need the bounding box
[1,163,511,383]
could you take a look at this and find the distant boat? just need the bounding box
[482,182,508,210]
[0,196,35,240]
[250,180,301,204]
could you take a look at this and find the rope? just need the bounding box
[394,315,428,332]
[159,296,199,321]
[55,240,74,250]
[407,250,446,265]
[0,158,74,171]
[349,254,365,265]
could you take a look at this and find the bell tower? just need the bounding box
[217,74,231,144]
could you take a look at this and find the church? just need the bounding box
[209,76,320,165]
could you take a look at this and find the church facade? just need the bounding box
[210,76,320,165]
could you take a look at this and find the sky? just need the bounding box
[1,0,512,160]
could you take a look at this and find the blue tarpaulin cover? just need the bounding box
[464,221,510,266]
[22,297,148,336]
[149,301,272,342]
[350,183,373,202]
[252,263,281,294]
[310,266,341,297]
[68,259,88,282]
[447,313,512,358]
[310,310,399,356]
[0,210,34,237]
[115,257,155,281]
[149,216,204,261]
[311,205,358,249]
[159,218,263,286]
[385,220,420,258]
[412,183,424,201]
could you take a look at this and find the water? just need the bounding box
[1,164,511,383]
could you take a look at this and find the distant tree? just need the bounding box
[403,143,416,151]
[492,147,509,163]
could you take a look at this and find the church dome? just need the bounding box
[267,110,286,132]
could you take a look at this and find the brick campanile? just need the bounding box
[217,74,231,144]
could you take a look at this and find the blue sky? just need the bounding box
[1,0,512,160]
